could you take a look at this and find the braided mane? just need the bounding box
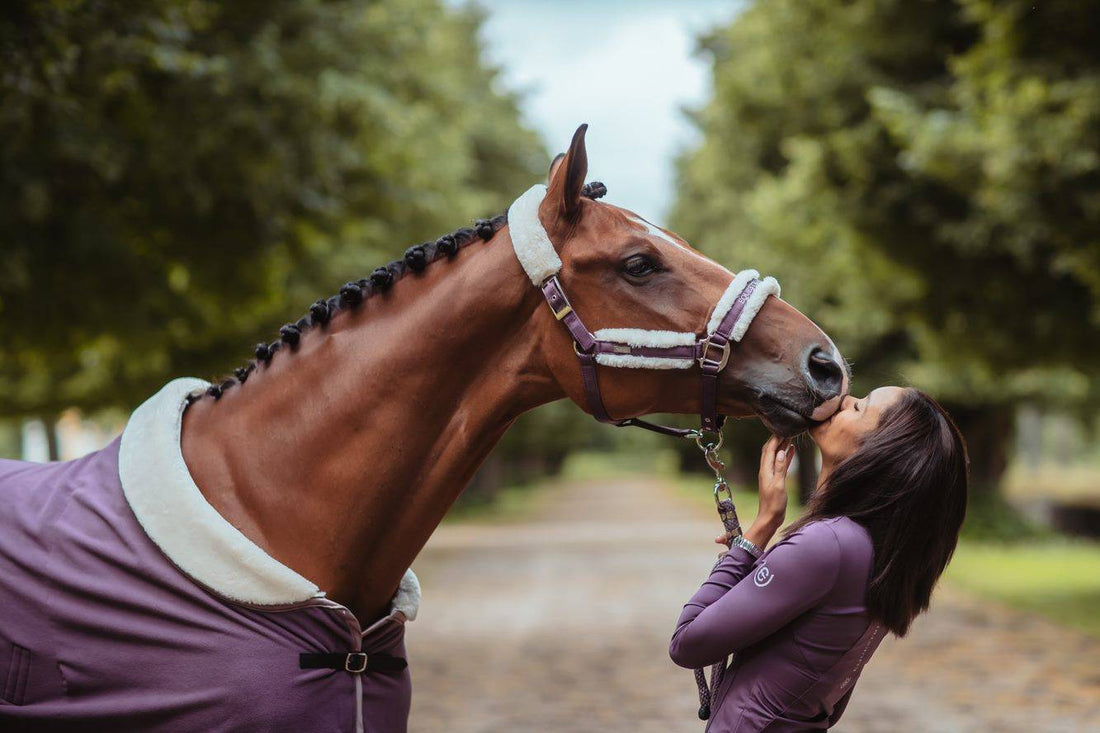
[194,182,608,404]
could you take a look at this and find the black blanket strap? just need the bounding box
[299,652,407,674]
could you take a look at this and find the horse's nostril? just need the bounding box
[806,347,844,398]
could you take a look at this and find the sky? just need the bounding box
[462,0,744,223]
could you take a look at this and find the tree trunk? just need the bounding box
[796,440,819,506]
[941,402,1032,539]
[43,415,60,462]
[944,403,1015,495]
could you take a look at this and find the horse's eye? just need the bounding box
[622,254,660,279]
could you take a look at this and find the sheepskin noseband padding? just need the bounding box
[708,270,781,343]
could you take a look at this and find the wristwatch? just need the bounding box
[729,534,763,559]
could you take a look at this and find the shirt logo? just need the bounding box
[753,566,774,588]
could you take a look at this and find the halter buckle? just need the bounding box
[541,275,575,321]
[550,301,573,321]
[698,338,731,372]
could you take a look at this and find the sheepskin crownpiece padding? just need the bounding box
[119,378,422,620]
[508,184,562,285]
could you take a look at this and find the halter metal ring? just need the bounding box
[692,430,724,454]
[698,338,731,372]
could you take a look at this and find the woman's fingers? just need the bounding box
[754,435,792,535]
[773,440,793,475]
[759,435,780,477]
[760,435,793,479]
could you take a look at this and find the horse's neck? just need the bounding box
[180,230,562,620]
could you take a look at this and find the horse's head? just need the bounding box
[521,125,847,437]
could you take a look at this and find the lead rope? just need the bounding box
[688,430,742,722]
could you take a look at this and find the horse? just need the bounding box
[0,125,848,731]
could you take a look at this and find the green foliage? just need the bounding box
[497,400,607,478]
[0,421,21,458]
[946,539,1100,635]
[673,0,1100,406]
[961,489,1047,540]
[0,0,544,417]
[673,0,1100,496]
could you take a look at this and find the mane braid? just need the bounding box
[196,185,605,402]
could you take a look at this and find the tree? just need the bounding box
[0,0,544,419]
[673,0,1100,502]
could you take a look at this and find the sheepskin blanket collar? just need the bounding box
[119,378,420,616]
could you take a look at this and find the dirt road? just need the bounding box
[406,477,1100,732]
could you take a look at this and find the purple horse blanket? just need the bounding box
[0,379,421,731]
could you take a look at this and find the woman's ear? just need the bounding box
[547,153,566,184]
[546,124,588,219]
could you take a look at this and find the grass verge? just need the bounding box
[944,539,1100,636]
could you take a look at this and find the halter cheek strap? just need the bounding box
[509,184,780,436]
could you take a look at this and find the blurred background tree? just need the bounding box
[0,0,541,414]
[0,0,556,464]
[673,0,1100,528]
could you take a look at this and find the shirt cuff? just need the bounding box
[710,544,757,577]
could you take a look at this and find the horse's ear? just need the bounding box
[547,124,588,219]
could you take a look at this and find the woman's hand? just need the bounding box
[758,434,793,519]
[747,434,793,547]
[715,435,793,554]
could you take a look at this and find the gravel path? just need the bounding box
[406,477,1100,732]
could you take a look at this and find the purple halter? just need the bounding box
[540,276,759,436]
[508,184,780,438]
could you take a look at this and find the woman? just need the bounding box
[669,387,968,731]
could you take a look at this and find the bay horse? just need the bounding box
[0,126,847,731]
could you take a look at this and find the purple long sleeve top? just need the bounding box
[670,517,887,732]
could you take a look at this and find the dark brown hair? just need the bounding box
[788,389,969,636]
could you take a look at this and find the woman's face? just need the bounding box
[809,386,907,465]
